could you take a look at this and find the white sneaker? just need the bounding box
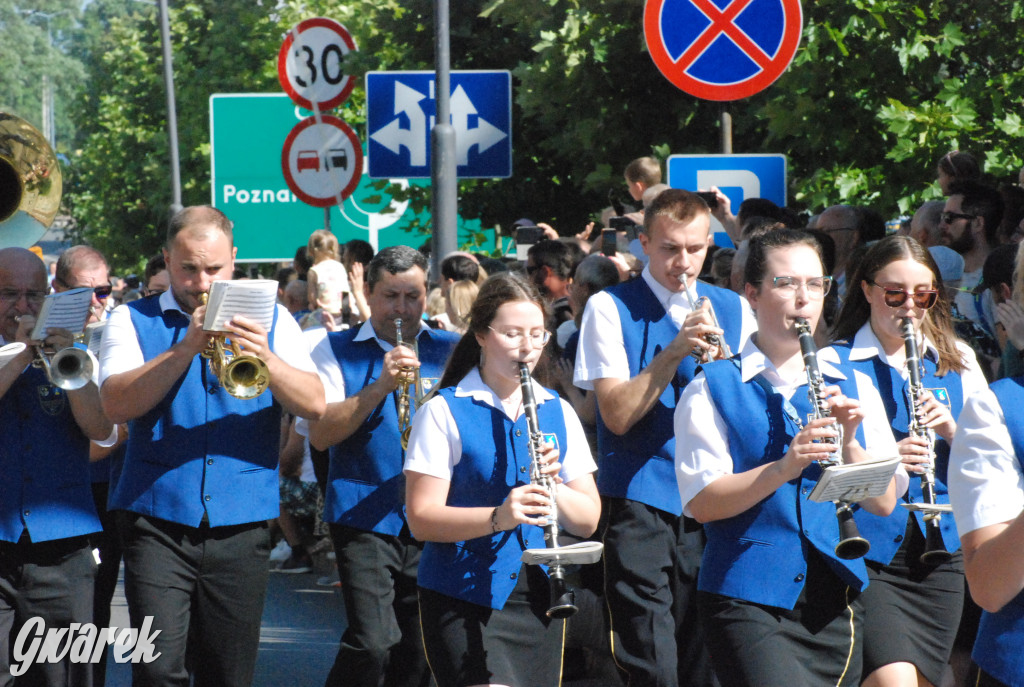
[269,540,291,562]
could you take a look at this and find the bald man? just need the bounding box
[0,247,114,685]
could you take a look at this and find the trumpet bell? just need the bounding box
[222,354,270,400]
[0,113,62,248]
[46,346,96,391]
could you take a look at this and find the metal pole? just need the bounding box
[158,0,183,214]
[720,105,732,155]
[431,0,457,281]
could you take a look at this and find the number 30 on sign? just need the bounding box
[277,17,357,111]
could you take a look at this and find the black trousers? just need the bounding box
[602,497,716,687]
[324,524,429,687]
[91,481,123,687]
[0,534,96,687]
[118,512,271,687]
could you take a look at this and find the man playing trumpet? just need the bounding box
[98,205,325,686]
[304,245,460,687]
[0,247,114,685]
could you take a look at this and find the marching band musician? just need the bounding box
[827,235,986,687]
[304,245,460,687]
[0,247,114,686]
[949,376,1024,687]
[404,272,600,687]
[675,230,906,687]
[99,205,325,686]
[573,188,753,686]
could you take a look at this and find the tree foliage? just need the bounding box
[45,1,1024,270]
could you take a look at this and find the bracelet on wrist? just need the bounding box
[490,506,501,533]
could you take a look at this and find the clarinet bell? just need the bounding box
[834,505,870,560]
[919,519,952,566]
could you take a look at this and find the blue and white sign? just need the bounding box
[667,154,787,211]
[366,70,511,179]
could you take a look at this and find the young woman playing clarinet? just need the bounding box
[827,235,987,687]
[675,229,907,687]
[404,272,601,687]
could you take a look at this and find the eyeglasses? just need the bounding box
[940,211,976,224]
[55,278,114,300]
[0,289,47,305]
[869,282,938,309]
[488,326,551,348]
[757,276,833,298]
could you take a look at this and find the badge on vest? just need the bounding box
[927,387,951,409]
[421,377,439,395]
[37,385,67,416]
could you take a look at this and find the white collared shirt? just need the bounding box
[674,336,905,518]
[98,288,315,386]
[819,322,988,400]
[573,265,756,390]
[948,388,1024,536]
[403,367,596,484]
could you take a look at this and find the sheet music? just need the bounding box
[202,280,277,333]
[808,455,902,503]
[85,321,106,356]
[30,287,93,339]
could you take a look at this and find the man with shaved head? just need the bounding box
[0,247,113,685]
[99,205,326,686]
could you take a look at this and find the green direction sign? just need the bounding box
[210,93,485,261]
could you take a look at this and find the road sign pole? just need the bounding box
[720,105,732,155]
[432,0,458,279]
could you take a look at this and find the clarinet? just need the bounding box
[795,318,871,560]
[900,317,953,565]
[518,362,578,619]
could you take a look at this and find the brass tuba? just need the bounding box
[199,294,270,399]
[0,113,62,248]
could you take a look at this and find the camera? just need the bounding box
[696,191,719,210]
[601,229,617,256]
[609,215,640,242]
[515,226,543,261]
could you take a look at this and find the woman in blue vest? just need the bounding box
[949,377,1024,687]
[675,229,904,687]
[404,272,601,687]
[828,235,987,687]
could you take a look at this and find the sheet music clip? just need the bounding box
[521,541,604,567]
[0,342,26,370]
[901,502,954,514]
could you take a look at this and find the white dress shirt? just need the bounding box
[403,367,596,485]
[573,265,756,390]
[675,337,906,519]
[948,388,1024,537]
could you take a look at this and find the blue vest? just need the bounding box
[597,277,743,514]
[0,364,99,542]
[325,327,459,535]
[699,359,869,609]
[973,377,1024,686]
[417,385,568,610]
[830,340,965,563]
[111,297,283,527]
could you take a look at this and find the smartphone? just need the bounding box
[696,191,719,210]
[515,226,543,261]
[601,229,617,256]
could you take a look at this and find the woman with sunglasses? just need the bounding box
[828,234,988,687]
[404,273,601,687]
[676,230,904,687]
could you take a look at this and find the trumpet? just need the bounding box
[795,317,870,560]
[900,317,953,565]
[394,318,421,450]
[198,294,270,400]
[680,274,731,363]
[33,344,96,391]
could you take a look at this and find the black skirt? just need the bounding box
[698,549,863,687]
[418,564,565,687]
[860,515,965,685]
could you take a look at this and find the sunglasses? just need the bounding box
[55,278,114,300]
[940,211,976,224]
[869,282,938,309]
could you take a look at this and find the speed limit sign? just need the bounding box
[277,17,357,111]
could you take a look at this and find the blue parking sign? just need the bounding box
[667,154,787,212]
[366,70,512,179]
